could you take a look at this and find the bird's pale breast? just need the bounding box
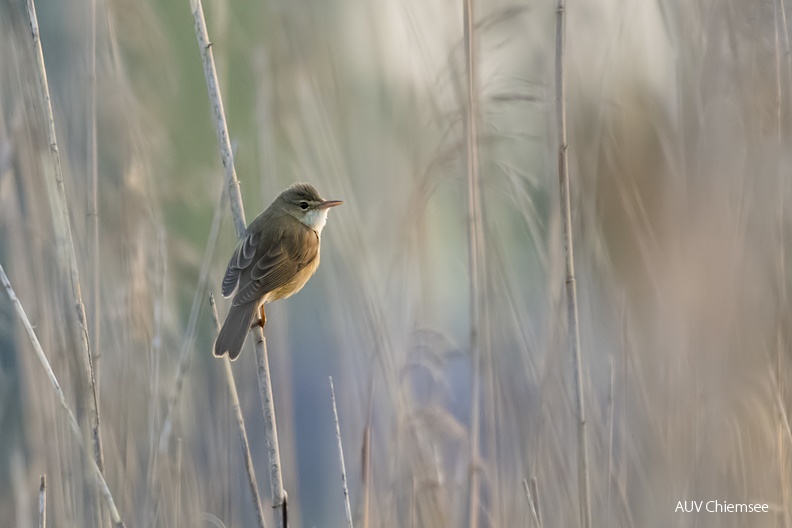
[265,251,321,303]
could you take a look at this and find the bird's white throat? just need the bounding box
[301,208,329,235]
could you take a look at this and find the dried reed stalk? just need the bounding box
[24,0,107,522]
[87,0,100,385]
[462,0,485,526]
[0,265,124,527]
[523,477,542,528]
[554,1,592,527]
[330,377,354,528]
[209,293,267,528]
[190,0,287,525]
[39,475,46,528]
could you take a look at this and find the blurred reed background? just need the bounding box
[0,0,790,527]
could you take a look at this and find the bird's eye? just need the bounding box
[299,201,309,210]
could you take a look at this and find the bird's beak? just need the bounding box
[318,200,343,209]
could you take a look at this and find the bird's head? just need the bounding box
[278,183,342,234]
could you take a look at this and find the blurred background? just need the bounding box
[1,0,791,526]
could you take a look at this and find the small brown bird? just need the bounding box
[214,183,342,360]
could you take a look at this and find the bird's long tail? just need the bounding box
[214,303,257,360]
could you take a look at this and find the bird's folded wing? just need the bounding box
[221,231,260,297]
[231,227,319,306]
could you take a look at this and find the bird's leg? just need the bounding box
[250,304,267,329]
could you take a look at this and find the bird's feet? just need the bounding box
[250,305,267,329]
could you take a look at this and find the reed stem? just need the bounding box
[555,1,592,526]
[190,0,288,525]
[330,377,354,528]
[0,265,124,527]
[209,293,267,528]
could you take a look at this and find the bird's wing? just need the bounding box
[221,230,260,298]
[231,226,319,306]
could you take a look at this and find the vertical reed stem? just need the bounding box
[361,379,373,528]
[254,338,288,528]
[530,477,543,528]
[209,294,267,528]
[39,475,46,528]
[189,1,287,526]
[0,265,124,526]
[555,1,592,527]
[23,0,106,521]
[462,0,484,526]
[330,377,354,528]
[87,0,100,390]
